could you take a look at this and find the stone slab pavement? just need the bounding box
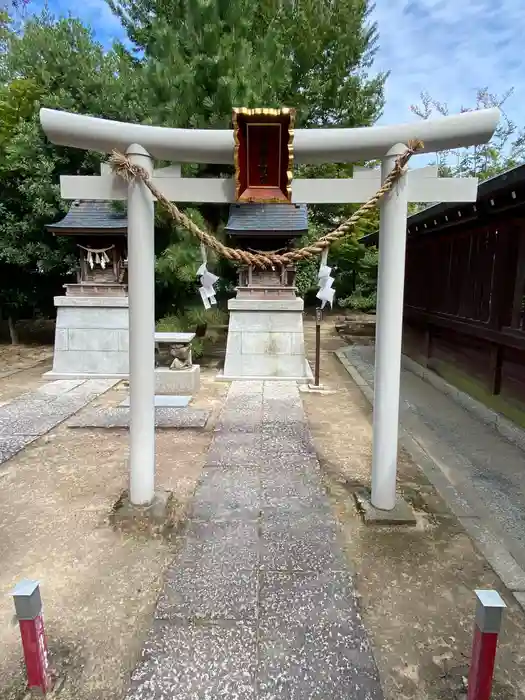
[67,406,210,429]
[340,344,525,604]
[126,380,383,700]
[0,378,118,466]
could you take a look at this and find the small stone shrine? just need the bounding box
[46,194,129,378]
[222,202,313,381]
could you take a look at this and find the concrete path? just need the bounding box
[341,345,525,602]
[126,380,383,699]
[0,378,117,466]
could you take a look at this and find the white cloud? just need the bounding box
[370,0,525,129]
[34,0,126,44]
[36,0,525,141]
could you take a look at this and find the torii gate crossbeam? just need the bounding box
[40,107,499,512]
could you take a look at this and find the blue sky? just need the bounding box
[29,0,525,135]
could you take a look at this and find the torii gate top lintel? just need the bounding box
[40,107,500,165]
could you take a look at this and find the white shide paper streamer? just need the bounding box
[197,243,219,308]
[316,248,335,309]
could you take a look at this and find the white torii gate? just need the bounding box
[40,107,499,511]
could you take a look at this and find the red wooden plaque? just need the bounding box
[233,108,295,203]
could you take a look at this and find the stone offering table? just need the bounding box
[154,332,200,395]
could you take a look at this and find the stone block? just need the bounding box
[53,349,128,375]
[354,488,417,526]
[125,621,256,700]
[259,570,358,629]
[269,312,304,332]
[179,518,260,570]
[290,332,306,355]
[55,306,129,330]
[67,406,210,429]
[51,297,130,378]
[191,466,261,521]
[34,380,85,397]
[495,416,525,451]
[258,624,381,699]
[68,328,121,352]
[228,380,264,396]
[54,329,69,351]
[514,591,525,612]
[260,510,344,572]
[262,421,316,455]
[117,330,129,352]
[156,568,257,621]
[228,310,305,333]
[155,366,200,395]
[223,354,310,381]
[277,355,309,378]
[228,298,304,312]
[110,490,176,539]
[224,330,242,356]
[223,298,310,380]
[263,382,300,400]
[242,332,292,355]
[458,516,525,591]
[55,295,129,308]
[229,311,273,332]
[206,433,262,468]
[241,356,279,376]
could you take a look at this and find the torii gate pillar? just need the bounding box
[372,144,409,511]
[126,144,155,506]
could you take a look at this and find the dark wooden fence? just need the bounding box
[401,167,525,423]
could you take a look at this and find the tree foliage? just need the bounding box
[411,88,525,181]
[0,0,387,328]
[0,12,141,329]
[107,0,387,311]
[109,0,385,129]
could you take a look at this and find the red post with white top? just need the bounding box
[12,580,52,695]
[467,589,506,700]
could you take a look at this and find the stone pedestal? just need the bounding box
[155,366,201,395]
[221,298,312,382]
[46,296,129,379]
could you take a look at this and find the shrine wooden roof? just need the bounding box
[225,203,308,236]
[361,163,525,246]
[46,200,127,235]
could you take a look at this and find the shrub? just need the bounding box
[156,306,228,358]
[338,290,377,313]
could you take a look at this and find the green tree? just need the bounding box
[107,0,387,313]
[0,12,139,339]
[109,0,385,129]
[411,88,525,181]
[0,1,388,331]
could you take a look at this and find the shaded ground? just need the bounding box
[302,322,525,700]
[0,344,52,376]
[0,360,53,406]
[344,343,525,579]
[0,366,227,700]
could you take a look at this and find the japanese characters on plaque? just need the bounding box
[233,107,295,204]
